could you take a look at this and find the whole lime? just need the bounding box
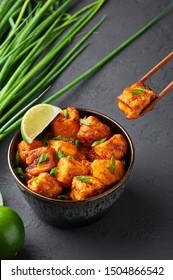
[0,206,25,259]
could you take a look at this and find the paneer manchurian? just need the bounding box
[16,107,128,200]
[117,81,156,119]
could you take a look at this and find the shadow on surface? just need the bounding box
[58,187,162,259]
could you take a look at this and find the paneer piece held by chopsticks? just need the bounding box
[117,52,173,119]
[117,81,156,119]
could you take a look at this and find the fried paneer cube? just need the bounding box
[18,140,43,165]
[51,106,80,138]
[117,81,156,119]
[91,159,125,186]
[77,116,111,147]
[28,172,62,198]
[26,147,57,176]
[56,157,90,187]
[89,134,128,161]
[49,140,85,161]
[70,176,105,201]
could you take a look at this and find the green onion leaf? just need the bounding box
[63,109,68,118]
[38,153,47,165]
[109,155,116,174]
[66,156,74,160]
[75,176,92,183]
[74,139,80,147]
[53,135,69,141]
[16,167,25,179]
[15,151,20,165]
[34,177,39,183]
[57,194,70,200]
[91,137,107,147]
[43,138,49,147]
[80,119,90,126]
[50,167,58,177]
[57,150,66,160]
[131,89,146,95]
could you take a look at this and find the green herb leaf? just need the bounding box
[15,151,20,165]
[92,137,107,147]
[53,135,69,141]
[74,139,80,147]
[43,138,49,147]
[38,153,47,165]
[50,167,58,177]
[75,176,92,183]
[34,177,39,183]
[131,89,146,95]
[57,150,66,160]
[80,119,90,126]
[69,138,80,147]
[16,167,25,179]
[109,155,116,174]
[66,155,74,160]
[63,109,68,118]
[57,195,70,200]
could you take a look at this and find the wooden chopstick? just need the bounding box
[139,51,173,82]
[139,52,173,116]
[141,81,173,116]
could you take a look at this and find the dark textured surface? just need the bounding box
[1,0,173,260]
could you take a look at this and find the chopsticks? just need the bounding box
[140,51,173,116]
[140,51,173,82]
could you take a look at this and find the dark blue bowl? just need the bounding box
[8,108,134,227]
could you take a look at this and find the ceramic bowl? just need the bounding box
[8,108,134,227]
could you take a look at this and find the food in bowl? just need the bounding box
[15,106,128,201]
[8,107,134,226]
[117,81,156,119]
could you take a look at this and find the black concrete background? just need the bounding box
[1,0,173,260]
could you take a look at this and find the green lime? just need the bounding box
[0,206,25,260]
[21,104,61,144]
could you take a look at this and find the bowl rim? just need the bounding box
[8,107,135,204]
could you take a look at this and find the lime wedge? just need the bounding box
[21,104,61,143]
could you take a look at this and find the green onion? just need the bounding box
[57,151,66,160]
[75,176,92,183]
[80,119,90,126]
[57,195,70,200]
[63,109,68,118]
[34,177,39,183]
[43,138,50,147]
[15,151,20,165]
[50,167,58,177]
[0,3,105,125]
[15,167,25,179]
[74,139,80,148]
[66,155,74,160]
[53,135,69,141]
[53,135,80,147]
[131,89,146,95]
[92,137,107,146]
[38,153,48,165]
[109,155,116,174]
